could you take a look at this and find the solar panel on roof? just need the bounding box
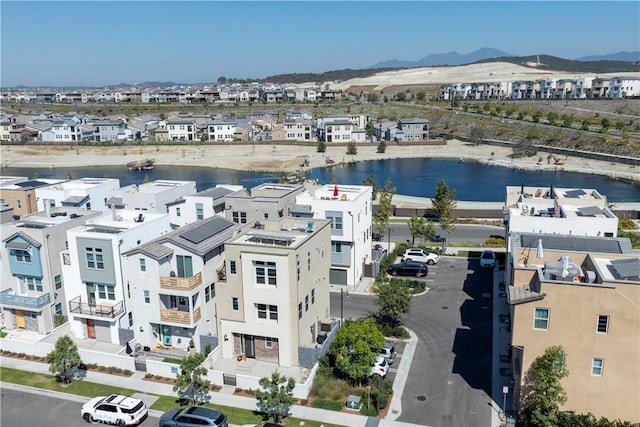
[564,189,586,198]
[520,234,622,254]
[180,218,233,244]
[576,206,603,217]
[610,258,640,279]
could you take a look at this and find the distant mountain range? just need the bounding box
[368,48,640,69]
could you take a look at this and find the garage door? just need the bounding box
[94,320,111,342]
[330,269,348,285]
[24,311,38,332]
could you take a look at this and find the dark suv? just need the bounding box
[387,261,428,277]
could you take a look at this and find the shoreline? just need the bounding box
[1,139,638,182]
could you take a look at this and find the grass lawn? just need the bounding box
[0,367,346,427]
[161,357,183,365]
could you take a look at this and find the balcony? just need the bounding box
[0,289,51,310]
[69,296,124,318]
[160,306,201,325]
[160,272,202,291]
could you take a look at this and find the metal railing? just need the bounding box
[69,296,124,318]
[0,289,51,309]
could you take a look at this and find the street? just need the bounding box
[386,223,504,246]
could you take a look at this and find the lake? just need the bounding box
[2,158,639,202]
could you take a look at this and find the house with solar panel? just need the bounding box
[501,186,640,422]
[34,177,121,213]
[121,216,241,352]
[0,176,67,218]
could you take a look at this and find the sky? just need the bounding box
[1,1,639,87]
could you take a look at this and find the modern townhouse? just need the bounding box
[316,117,353,143]
[304,89,317,102]
[167,186,236,227]
[283,118,313,142]
[506,233,639,422]
[397,118,430,141]
[215,217,332,368]
[224,183,305,226]
[573,77,593,99]
[539,79,556,99]
[608,76,640,98]
[39,119,83,142]
[0,177,66,218]
[34,177,121,213]
[509,81,538,100]
[264,90,284,103]
[121,216,242,352]
[62,209,172,344]
[166,118,197,142]
[110,180,197,214]
[291,184,373,287]
[92,119,127,142]
[1,207,102,335]
[207,119,237,142]
[590,78,610,99]
[552,79,575,99]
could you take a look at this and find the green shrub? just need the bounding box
[360,405,378,416]
[483,237,505,247]
[311,399,344,411]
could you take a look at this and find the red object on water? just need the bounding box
[333,185,339,197]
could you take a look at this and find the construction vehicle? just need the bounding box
[547,155,565,165]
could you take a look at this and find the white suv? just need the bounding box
[81,394,147,426]
[402,248,439,265]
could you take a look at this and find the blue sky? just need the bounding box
[1,1,639,87]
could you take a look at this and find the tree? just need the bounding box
[255,371,296,425]
[329,318,385,384]
[376,139,386,153]
[217,76,227,84]
[362,173,379,200]
[173,352,210,405]
[416,91,426,101]
[376,281,412,325]
[431,179,457,246]
[372,179,395,236]
[519,346,569,427]
[317,141,326,153]
[469,126,486,146]
[45,335,82,385]
[346,141,357,155]
[407,215,426,244]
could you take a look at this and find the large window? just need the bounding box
[591,358,604,376]
[255,261,277,285]
[14,250,31,263]
[257,304,278,321]
[86,247,104,270]
[22,276,43,292]
[176,255,193,278]
[232,211,247,224]
[533,308,549,330]
[97,284,115,300]
[326,214,343,230]
[596,315,609,334]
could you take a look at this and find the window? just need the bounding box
[176,255,193,278]
[597,315,609,334]
[22,277,43,292]
[296,258,301,281]
[54,274,62,290]
[54,303,63,315]
[592,358,604,376]
[196,203,203,220]
[307,252,311,271]
[232,211,247,224]
[305,295,309,311]
[327,214,343,230]
[14,249,31,263]
[143,290,150,304]
[312,288,315,304]
[229,260,237,275]
[97,284,115,300]
[86,247,104,270]
[533,308,549,330]
[232,297,239,311]
[265,338,273,349]
[139,258,146,272]
[255,261,277,285]
[176,207,181,217]
[298,302,303,319]
[257,304,278,321]
[331,242,342,253]
[205,283,215,302]
[128,312,133,327]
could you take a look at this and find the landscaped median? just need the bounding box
[0,366,345,427]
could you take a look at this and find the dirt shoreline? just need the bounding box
[1,139,638,182]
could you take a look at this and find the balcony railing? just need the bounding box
[160,272,202,291]
[159,306,201,325]
[0,289,51,309]
[69,295,124,318]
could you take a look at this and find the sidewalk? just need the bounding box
[0,355,424,427]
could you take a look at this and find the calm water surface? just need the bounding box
[3,158,639,202]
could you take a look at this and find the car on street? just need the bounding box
[159,406,228,427]
[81,394,147,426]
[371,355,389,377]
[402,248,439,265]
[387,261,428,277]
[380,341,397,365]
[480,249,496,268]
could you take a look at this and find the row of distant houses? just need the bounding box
[438,76,640,100]
[1,111,431,144]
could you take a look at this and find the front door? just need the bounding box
[86,319,96,338]
[243,335,255,359]
[162,325,172,346]
[15,310,25,328]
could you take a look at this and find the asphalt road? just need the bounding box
[330,256,493,427]
[0,387,160,427]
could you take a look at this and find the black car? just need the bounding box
[387,261,428,277]
[372,232,383,241]
[159,406,228,427]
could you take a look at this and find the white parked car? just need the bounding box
[81,394,147,426]
[371,355,389,377]
[480,249,496,268]
[402,248,439,265]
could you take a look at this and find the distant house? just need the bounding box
[166,118,197,142]
[92,119,127,142]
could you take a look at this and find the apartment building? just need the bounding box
[0,207,102,334]
[608,76,640,98]
[122,216,241,352]
[215,217,332,368]
[0,177,66,218]
[224,183,304,226]
[507,233,639,422]
[62,209,171,344]
[110,180,197,214]
[167,186,237,227]
[35,177,121,213]
[291,184,373,286]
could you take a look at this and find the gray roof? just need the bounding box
[519,234,624,254]
[399,118,429,124]
[129,241,174,261]
[564,189,587,198]
[609,258,640,280]
[576,206,603,217]
[62,195,90,205]
[3,232,42,249]
[290,204,312,214]
[196,187,233,200]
